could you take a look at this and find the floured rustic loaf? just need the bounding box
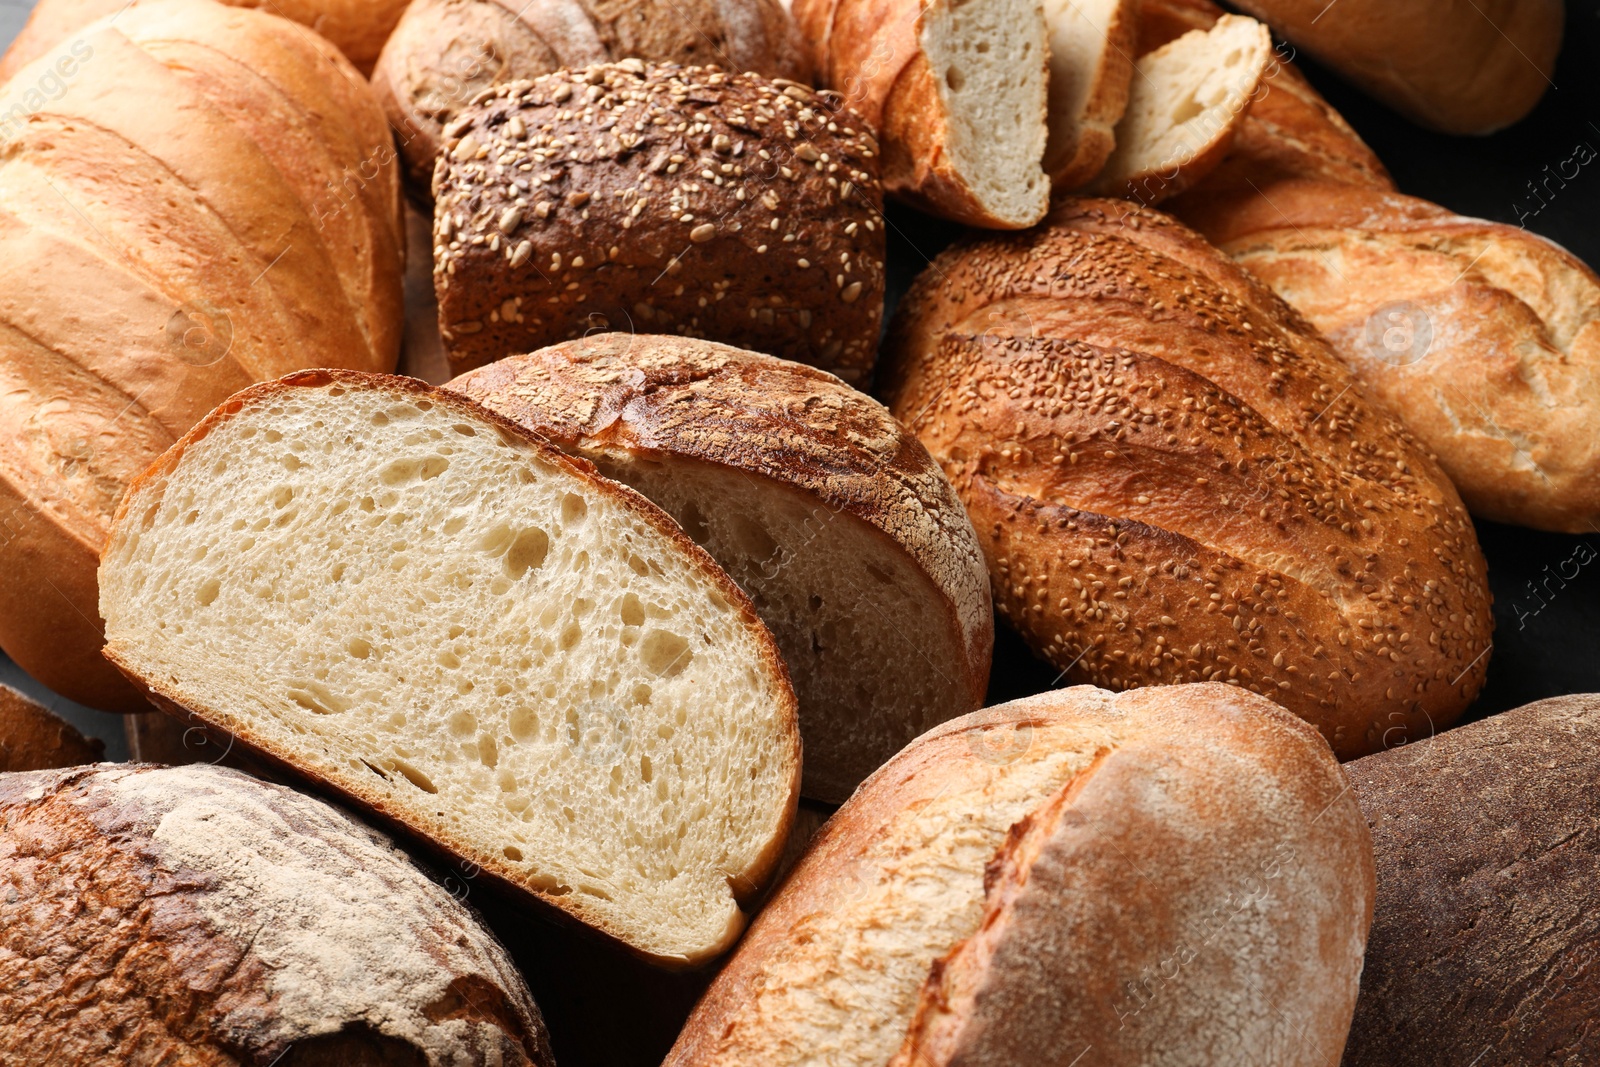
[880,198,1493,760]
[450,332,993,803]
[433,62,886,385]
[0,683,103,772]
[667,683,1374,1067]
[0,762,553,1066]
[98,369,801,966]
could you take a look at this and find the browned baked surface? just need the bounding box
[433,62,885,384]
[0,0,404,712]
[880,198,1492,760]
[668,683,1374,1066]
[1343,694,1600,1067]
[0,762,552,1066]
[0,683,103,771]
[373,0,808,200]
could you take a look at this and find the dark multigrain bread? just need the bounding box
[0,763,553,1066]
[1343,694,1600,1067]
[0,684,103,772]
[433,62,887,384]
[879,198,1493,761]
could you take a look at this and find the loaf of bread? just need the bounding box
[99,369,800,966]
[880,198,1493,761]
[0,0,412,78]
[433,63,886,385]
[0,682,103,771]
[1227,0,1563,135]
[0,762,553,1065]
[1343,694,1600,1066]
[374,0,807,201]
[1151,0,1600,533]
[449,332,993,803]
[0,0,404,713]
[667,683,1374,1066]
[793,0,1050,227]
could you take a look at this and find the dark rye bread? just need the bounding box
[1343,694,1600,1067]
[433,62,886,385]
[0,763,553,1066]
[879,198,1493,761]
[0,683,103,772]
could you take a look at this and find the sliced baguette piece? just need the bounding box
[1042,0,1136,189]
[666,683,1374,1067]
[98,369,800,967]
[1090,13,1272,203]
[449,333,993,803]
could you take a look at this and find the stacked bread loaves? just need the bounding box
[881,198,1493,760]
[0,0,405,712]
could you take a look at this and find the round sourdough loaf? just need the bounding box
[0,683,103,771]
[433,62,886,385]
[374,0,807,200]
[667,683,1374,1067]
[1342,694,1600,1067]
[879,198,1493,761]
[0,763,553,1066]
[0,0,404,713]
[449,332,992,802]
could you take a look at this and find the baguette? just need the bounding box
[0,763,553,1066]
[0,682,103,771]
[668,683,1374,1067]
[0,0,404,712]
[450,333,993,802]
[1040,0,1135,189]
[879,198,1493,760]
[98,369,801,966]
[1343,694,1600,1066]
[432,63,886,385]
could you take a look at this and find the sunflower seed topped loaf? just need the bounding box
[879,198,1494,761]
[450,332,993,803]
[433,62,887,384]
[0,763,554,1066]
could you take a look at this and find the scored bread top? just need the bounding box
[449,333,992,678]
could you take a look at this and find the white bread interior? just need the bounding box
[98,374,798,965]
[1093,13,1271,200]
[1041,0,1133,187]
[922,0,1051,226]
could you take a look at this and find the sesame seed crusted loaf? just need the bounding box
[449,332,993,802]
[433,62,886,385]
[879,198,1494,761]
[373,0,809,203]
[0,762,553,1066]
[0,683,103,772]
[667,683,1374,1067]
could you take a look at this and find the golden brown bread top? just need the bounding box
[879,199,1492,759]
[0,683,103,772]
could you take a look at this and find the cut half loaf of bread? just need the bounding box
[449,334,993,804]
[1042,0,1136,188]
[98,370,800,966]
[1091,13,1271,203]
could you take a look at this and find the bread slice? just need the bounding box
[667,683,1374,1066]
[1041,0,1136,188]
[448,334,994,804]
[98,369,800,966]
[1091,13,1271,203]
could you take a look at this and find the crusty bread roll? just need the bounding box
[0,0,404,713]
[880,198,1493,761]
[433,63,886,386]
[99,369,800,966]
[0,762,553,1065]
[1343,694,1600,1066]
[0,0,412,78]
[0,682,103,771]
[1041,0,1134,189]
[449,333,993,803]
[667,683,1374,1067]
[794,0,1050,228]
[373,0,808,202]
[1228,0,1563,135]
[1151,0,1600,533]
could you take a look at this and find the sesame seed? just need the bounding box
[690,223,717,242]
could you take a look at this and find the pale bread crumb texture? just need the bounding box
[99,375,797,963]
[1041,0,1132,185]
[1094,14,1270,198]
[922,0,1051,226]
